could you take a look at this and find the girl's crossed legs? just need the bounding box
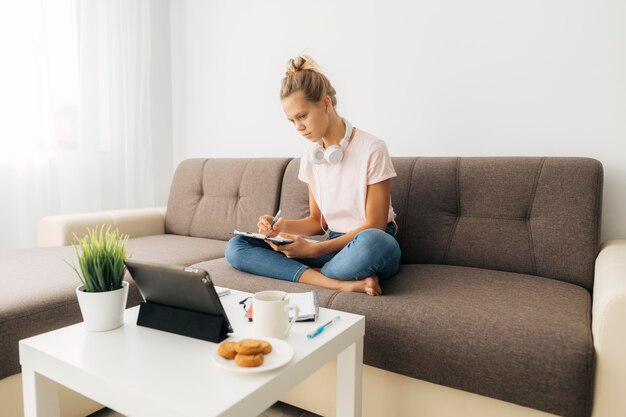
[225,225,401,296]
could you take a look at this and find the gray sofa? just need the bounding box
[2,156,625,417]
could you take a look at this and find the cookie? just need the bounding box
[259,340,272,355]
[235,353,264,367]
[236,339,264,355]
[217,341,238,360]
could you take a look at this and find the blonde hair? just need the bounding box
[280,55,337,106]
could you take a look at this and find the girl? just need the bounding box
[225,55,401,296]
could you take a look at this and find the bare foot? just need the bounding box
[363,275,382,296]
[299,269,382,296]
[337,275,382,296]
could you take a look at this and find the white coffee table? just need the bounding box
[19,289,365,417]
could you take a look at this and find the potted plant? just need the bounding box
[68,225,130,331]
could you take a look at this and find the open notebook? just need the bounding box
[244,291,320,322]
[286,291,319,321]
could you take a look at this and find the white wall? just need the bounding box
[151,0,174,206]
[170,0,626,241]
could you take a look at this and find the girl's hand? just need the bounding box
[257,214,284,237]
[267,233,316,258]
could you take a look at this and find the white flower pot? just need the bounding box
[76,281,129,331]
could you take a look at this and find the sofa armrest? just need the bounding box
[591,239,626,417]
[38,207,167,247]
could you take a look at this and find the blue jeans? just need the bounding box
[225,223,401,283]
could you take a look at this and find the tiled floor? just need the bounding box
[88,401,321,417]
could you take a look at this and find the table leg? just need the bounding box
[336,337,363,417]
[22,365,60,417]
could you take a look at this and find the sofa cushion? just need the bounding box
[279,158,310,221]
[126,234,227,265]
[328,264,593,417]
[0,246,144,379]
[165,158,292,240]
[398,157,602,291]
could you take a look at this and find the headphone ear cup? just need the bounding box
[324,145,344,164]
[310,144,326,164]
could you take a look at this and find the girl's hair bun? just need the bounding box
[280,54,337,107]
[285,55,320,77]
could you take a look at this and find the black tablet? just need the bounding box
[125,259,233,334]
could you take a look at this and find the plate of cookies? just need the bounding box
[212,337,294,373]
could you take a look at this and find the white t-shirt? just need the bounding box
[298,128,397,233]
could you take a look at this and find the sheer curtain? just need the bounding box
[0,0,155,250]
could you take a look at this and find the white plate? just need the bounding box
[211,337,294,373]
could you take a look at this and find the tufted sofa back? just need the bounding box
[166,157,603,291]
[165,158,291,241]
[395,157,602,291]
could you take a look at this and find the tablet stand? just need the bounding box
[136,302,229,343]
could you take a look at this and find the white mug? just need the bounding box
[252,291,299,339]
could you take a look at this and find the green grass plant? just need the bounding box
[68,225,129,293]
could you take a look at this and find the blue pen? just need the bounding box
[307,315,341,339]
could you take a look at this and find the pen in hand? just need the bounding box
[270,209,282,228]
[307,315,341,339]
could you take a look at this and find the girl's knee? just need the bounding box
[225,236,247,268]
[356,228,396,247]
[355,228,401,260]
[356,228,386,238]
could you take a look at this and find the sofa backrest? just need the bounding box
[279,157,603,291]
[165,158,291,240]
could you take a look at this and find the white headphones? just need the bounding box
[310,118,353,164]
